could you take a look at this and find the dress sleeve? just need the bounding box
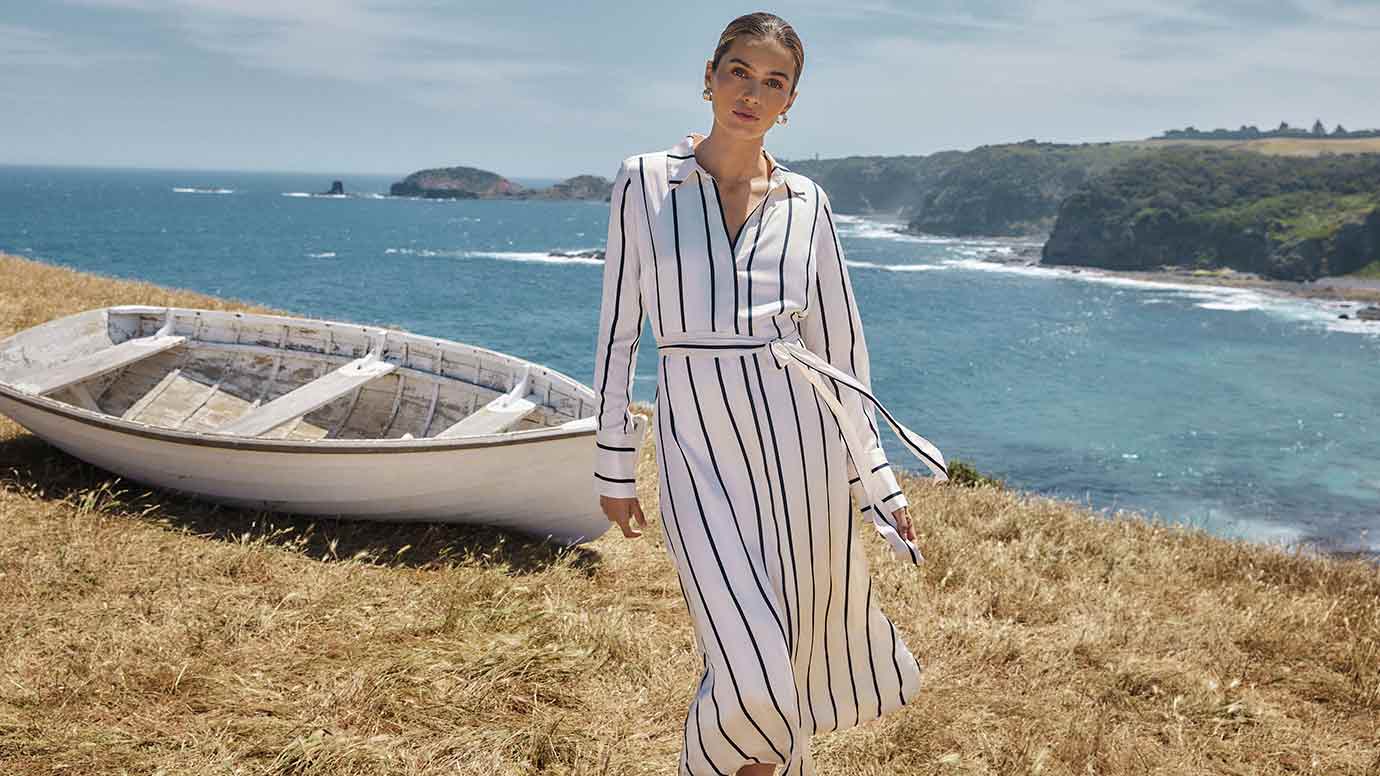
[798,185,909,514]
[591,157,647,500]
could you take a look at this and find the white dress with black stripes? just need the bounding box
[592,132,949,776]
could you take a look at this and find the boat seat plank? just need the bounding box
[10,334,187,396]
[435,391,539,438]
[220,356,397,437]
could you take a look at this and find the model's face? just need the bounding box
[704,36,798,140]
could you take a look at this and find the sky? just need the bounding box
[2,0,1378,177]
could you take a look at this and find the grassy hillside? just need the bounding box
[902,142,1148,237]
[1044,147,1380,279]
[1,253,1377,774]
[784,137,1380,239]
[1348,260,1380,278]
[783,142,1151,237]
[1123,137,1380,157]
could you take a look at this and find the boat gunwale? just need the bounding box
[0,305,602,454]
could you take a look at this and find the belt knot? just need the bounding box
[655,331,802,362]
[653,328,949,567]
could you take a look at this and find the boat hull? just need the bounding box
[0,388,611,545]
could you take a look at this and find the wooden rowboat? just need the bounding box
[0,305,637,544]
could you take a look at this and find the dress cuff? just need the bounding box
[593,414,647,499]
[847,447,909,515]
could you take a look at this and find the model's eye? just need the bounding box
[768,78,784,89]
[732,67,748,77]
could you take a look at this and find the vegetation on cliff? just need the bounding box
[1157,119,1380,141]
[785,141,1153,237]
[786,134,1380,240]
[901,142,1148,237]
[775,152,952,214]
[1043,147,1380,280]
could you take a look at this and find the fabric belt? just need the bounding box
[656,332,948,565]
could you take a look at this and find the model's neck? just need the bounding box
[693,128,770,183]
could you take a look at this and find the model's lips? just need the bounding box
[732,109,758,121]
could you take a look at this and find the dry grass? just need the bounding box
[1120,137,1380,157]
[1,252,1378,775]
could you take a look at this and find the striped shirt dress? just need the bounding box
[591,132,949,776]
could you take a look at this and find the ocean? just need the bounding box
[1,164,1376,556]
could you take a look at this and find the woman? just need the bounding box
[591,12,950,776]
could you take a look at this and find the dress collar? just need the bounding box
[665,132,800,197]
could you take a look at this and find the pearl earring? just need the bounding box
[776,113,788,126]
[702,87,712,101]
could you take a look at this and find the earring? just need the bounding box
[776,112,788,126]
[702,87,712,101]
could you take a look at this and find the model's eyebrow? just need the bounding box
[727,57,792,81]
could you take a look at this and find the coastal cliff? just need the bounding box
[784,141,1151,237]
[785,134,1380,241]
[1042,148,1380,280]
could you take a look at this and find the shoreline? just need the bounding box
[872,215,1380,308]
[974,242,1380,309]
[1063,263,1380,306]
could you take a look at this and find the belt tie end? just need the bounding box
[768,339,949,566]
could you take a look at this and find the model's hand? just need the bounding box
[600,495,648,539]
[889,505,916,543]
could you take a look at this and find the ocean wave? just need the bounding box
[843,252,1378,337]
[1196,299,1263,312]
[306,251,337,258]
[173,187,234,194]
[845,259,944,271]
[831,214,1044,252]
[946,257,1380,336]
[384,247,603,265]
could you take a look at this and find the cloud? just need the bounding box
[57,0,586,109]
[0,21,147,68]
[779,0,1380,152]
[790,0,1033,42]
[1190,0,1315,26]
[0,23,71,67]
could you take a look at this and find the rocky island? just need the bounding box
[388,166,611,201]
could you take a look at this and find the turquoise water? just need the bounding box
[2,164,1376,555]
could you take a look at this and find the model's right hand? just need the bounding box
[600,495,648,538]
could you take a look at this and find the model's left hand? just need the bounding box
[889,506,916,543]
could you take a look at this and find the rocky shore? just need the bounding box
[980,243,1380,314]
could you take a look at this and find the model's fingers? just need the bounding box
[632,500,649,529]
[894,508,914,542]
[619,502,643,538]
[614,509,637,538]
[600,497,638,538]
